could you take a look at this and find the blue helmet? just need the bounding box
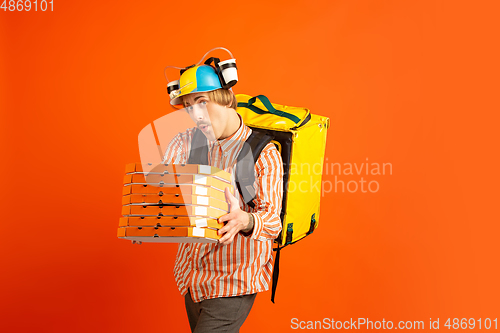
[170,65,222,106]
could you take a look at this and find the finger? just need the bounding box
[218,226,228,236]
[219,238,234,246]
[218,220,237,235]
[219,230,236,245]
[218,212,236,223]
[224,187,240,212]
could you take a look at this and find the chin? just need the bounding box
[202,130,217,141]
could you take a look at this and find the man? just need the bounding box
[162,64,284,332]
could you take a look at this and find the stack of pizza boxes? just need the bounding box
[119,163,233,244]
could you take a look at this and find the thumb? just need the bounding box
[224,187,240,212]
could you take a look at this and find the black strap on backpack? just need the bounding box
[271,242,282,303]
[188,127,274,208]
[187,128,210,165]
[234,129,274,208]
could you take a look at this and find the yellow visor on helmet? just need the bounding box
[169,65,223,106]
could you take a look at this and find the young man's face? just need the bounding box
[183,92,228,141]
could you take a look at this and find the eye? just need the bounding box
[186,105,194,112]
[198,100,208,106]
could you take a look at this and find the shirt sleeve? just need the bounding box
[246,142,284,241]
[161,132,187,164]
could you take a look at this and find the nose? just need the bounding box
[190,104,208,122]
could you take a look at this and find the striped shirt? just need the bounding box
[161,112,283,303]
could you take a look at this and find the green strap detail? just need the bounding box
[238,95,301,123]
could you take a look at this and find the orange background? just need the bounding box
[1,1,499,332]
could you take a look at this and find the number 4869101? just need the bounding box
[444,318,498,330]
[1,0,54,11]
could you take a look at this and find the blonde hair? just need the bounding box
[182,89,238,110]
[207,89,238,110]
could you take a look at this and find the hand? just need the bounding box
[217,187,252,246]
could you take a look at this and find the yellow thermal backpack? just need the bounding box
[188,94,329,302]
[239,95,330,302]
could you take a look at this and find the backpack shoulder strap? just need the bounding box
[189,127,274,209]
[235,127,274,208]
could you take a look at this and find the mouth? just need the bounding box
[198,124,210,132]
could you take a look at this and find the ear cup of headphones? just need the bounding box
[217,59,238,89]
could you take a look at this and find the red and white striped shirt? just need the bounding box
[162,112,283,302]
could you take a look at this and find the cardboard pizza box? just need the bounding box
[122,183,230,202]
[118,216,221,229]
[125,163,232,183]
[123,173,232,193]
[122,194,229,212]
[117,226,220,243]
[121,204,227,219]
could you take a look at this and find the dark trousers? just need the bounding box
[184,289,257,333]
